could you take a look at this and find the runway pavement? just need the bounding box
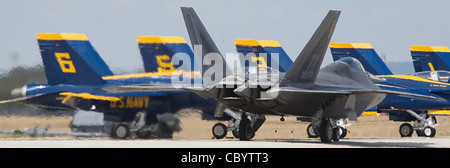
[1,137,449,148]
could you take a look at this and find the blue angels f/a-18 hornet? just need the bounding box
[0,33,216,139]
[329,42,450,137]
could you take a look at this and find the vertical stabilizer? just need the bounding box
[281,10,340,87]
[329,43,393,75]
[37,33,113,85]
[410,46,450,72]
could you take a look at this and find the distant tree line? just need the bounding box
[0,65,72,116]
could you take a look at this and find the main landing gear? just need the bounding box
[307,118,348,143]
[110,112,181,139]
[212,108,265,140]
[307,118,348,142]
[398,110,437,137]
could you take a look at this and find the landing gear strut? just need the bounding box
[307,118,349,140]
[211,108,265,140]
[398,110,438,137]
[319,118,341,143]
[110,112,180,139]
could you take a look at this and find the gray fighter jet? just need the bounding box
[107,7,443,143]
[179,7,446,143]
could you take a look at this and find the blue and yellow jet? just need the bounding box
[0,33,216,139]
[410,46,450,72]
[329,43,450,137]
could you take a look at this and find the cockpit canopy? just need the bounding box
[336,57,366,72]
[335,57,386,82]
[414,70,450,83]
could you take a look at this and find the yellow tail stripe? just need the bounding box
[329,42,373,49]
[36,33,88,41]
[409,46,450,52]
[137,36,187,44]
[234,39,259,46]
[257,40,281,47]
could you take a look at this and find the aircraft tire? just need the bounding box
[239,118,254,141]
[332,127,340,142]
[212,123,227,139]
[338,126,347,138]
[399,123,413,137]
[319,118,333,143]
[306,124,319,138]
[232,130,239,138]
[113,124,130,139]
[423,126,436,137]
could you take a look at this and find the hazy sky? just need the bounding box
[1,0,450,73]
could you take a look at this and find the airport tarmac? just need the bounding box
[2,113,450,148]
[0,137,449,148]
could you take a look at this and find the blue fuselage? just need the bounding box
[373,75,450,111]
[22,75,217,122]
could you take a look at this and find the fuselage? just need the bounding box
[215,60,386,119]
[18,74,217,120]
[374,75,450,111]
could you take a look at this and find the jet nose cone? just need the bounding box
[11,86,26,98]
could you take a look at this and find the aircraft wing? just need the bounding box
[269,87,351,95]
[269,87,446,102]
[0,94,44,104]
[346,89,446,102]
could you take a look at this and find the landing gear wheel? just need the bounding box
[399,123,413,137]
[212,123,227,139]
[239,118,254,141]
[307,124,319,138]
[319,119,334,143]
[332,127,341,142]
[423,126,436,137]
[338,126,347,138]
[232,130,240,138]
[113,124,130,139]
